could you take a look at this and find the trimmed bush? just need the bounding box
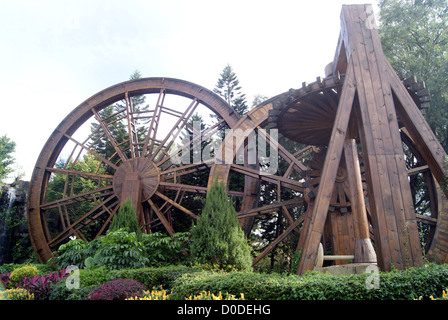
[190,180,252,271]
[107,265,204,290]
[9,265,39,285]
[86,279,146,300]
[170,263,448,300]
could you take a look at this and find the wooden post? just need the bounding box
[296,61,357,275]
[120,172,144,225]
[344,138,376,263]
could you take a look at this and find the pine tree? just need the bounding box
[109,198,142,238]
[190,180,252,271]
[213,64,248,117]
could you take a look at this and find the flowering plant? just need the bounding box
[1,288,34,300]
[87,279,146,300]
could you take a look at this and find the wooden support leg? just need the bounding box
[296,61,357,275]
[344,138,376,263]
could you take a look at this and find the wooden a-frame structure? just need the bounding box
[296,4,447,274]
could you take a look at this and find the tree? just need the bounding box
[379,0,448,150]
[190,179,252,271]
[0,135,16,182]
[213,64,249,117]
[109,198,142,238]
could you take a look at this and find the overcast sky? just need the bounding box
[0,0,379,181]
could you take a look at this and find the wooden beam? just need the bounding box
[344,138,376,263]
[386,59,448,190]
[296,60,357,275]
[343,4,422,270]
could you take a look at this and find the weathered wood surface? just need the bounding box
[296,4,431,274]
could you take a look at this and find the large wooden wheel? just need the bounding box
[210,72,448,268]
[27,77,242,263]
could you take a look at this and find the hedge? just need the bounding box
[10,262,448,300]
[170,263,448,300]
[49,265,204,300]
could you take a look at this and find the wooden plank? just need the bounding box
[386,59,447,188]
[342,5,422,270]
[296,60,357,275]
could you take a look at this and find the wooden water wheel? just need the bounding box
[28,5,448,273]
[27,77,244,263]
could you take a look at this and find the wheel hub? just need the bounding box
[112,157,160,203]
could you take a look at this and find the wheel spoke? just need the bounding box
[46,167,114,182]
[230,164,304,192]
[149,98,199,162]
[252,214,306,266]
[156,118,225,170]
[147,198,175,235]
[238,197,304,219]
[64,134,119,170]
[142,89,165,157]
[92,108,128,162]
[41,185,114,210]
[154,191,198,220]
[48,194,119,248]
[125,92,140,158]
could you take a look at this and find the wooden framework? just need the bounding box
[295,5,447,274]
[27,5,448,274]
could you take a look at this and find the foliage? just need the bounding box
[106,265,203,290]
[20,268,67,300]
[86,278,146,300]
[8,265,39,285]
[1,288,34,300]
[141,231,192,266]
[108,198,142,238]
[93,228,148,270]
[171,263,448,300]
[49,265,204,300]
[0,135,16,181]
[52,238,93,269]
[53,229,192,270]
[213,64,248,117]
[379,0,448,151]
[190,180,253,271]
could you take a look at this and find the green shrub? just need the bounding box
[107,265,204,290]
[9,265,39,285]
[53,230,192,270]
[170,263,448,300]
[109,198,142,238]
[0,263,54,275]
[52,239,92,269]
[95,228,148,270]
[141,232,192,266]
[190,180,252,271]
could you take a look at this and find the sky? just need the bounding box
[0,0,380,182]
